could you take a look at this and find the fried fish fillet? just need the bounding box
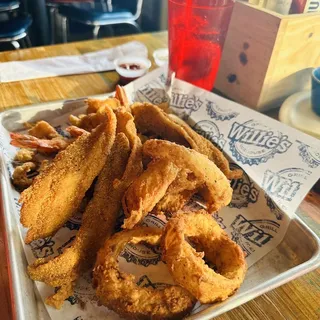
[28,133,131,309]
[27,110,144,308]
[132,102,190,147]
[20,106,117,243]
[131,103,242,179]
[122,159,179,229]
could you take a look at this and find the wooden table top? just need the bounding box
[0,31,319,320]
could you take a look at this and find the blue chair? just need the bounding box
[46,0,94,44]
[0,1,20,12]
[0,14,32,49]
[57,0,143,42]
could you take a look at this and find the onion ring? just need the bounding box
[122,159,179,229]
[162,211,247,304]
[131,103,241,179]
[93,227,196,319]
[153,169,202,215]
[143,140,233,212]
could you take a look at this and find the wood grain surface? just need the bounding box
[216,1,320,111]
[0,31,319,320]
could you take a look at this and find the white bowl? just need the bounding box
[114,56,151,81]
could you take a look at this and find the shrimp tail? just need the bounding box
[10,133,41,149]
[10,132,68,153]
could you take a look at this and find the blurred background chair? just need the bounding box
[46,0,93,44]
[0,1,20,12]
[47,0,143,43]
[0,0,32,49]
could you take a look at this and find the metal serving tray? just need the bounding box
[1,97,320,320]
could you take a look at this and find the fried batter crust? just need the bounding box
[122,159,179,229]
[143,140,233,213]
[154,169,202,214]
[20,106,117,243]
[132,103,241,179]
[162,211,247,304]
[28,133,131,308]
[27,109,144,308]
[93,228,196,320]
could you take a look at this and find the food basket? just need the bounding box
[0,68,320,320]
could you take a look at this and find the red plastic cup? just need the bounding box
[168,0,235,91]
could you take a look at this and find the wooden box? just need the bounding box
[215,1,320,111]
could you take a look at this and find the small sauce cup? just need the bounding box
[153,48,169,67]
[114,56,151,85]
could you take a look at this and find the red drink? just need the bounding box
[168,0,235,91]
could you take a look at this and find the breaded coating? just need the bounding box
[20,106,117,243]
[86,97,120,114]
[69,113,103,131]
[27,108,144,308]
[14,148,35,162]
[93,227,196,319]
[28,120,59,139]
[163,211,247,304]
[28,133,131,309]
[122,159,179,229]
[154,169,202,214]
[114,109,143,187]
[143,140,233,213]
[131,103,242,179]
[169,114,242,179]
[12,162,37,188]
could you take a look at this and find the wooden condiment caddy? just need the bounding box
[215,1,320,111]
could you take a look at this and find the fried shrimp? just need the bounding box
[10,133,71,154]
[93,227,196,320]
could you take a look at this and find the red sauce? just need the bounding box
[119,75,139,85]
[118,63,146,84]
[119,63,142,70]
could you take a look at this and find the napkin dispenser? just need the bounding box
[215,1,320,111]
